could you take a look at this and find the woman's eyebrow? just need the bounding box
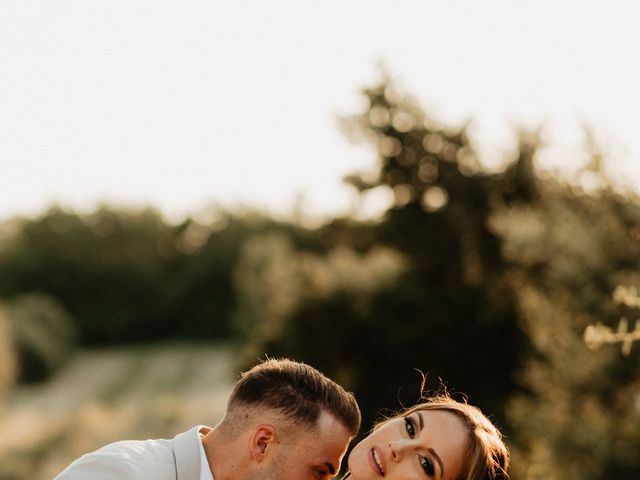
[427,448,444,479]
[418,412,424,431]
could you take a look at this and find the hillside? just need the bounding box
[0,343,235,480]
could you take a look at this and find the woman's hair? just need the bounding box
[376,395,509,480]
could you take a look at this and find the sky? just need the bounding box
[2,1,640,223]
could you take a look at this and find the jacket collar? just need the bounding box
[173,426,208,480]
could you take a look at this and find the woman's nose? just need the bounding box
[389,440,409,462]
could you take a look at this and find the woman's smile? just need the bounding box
[369,446,385,476]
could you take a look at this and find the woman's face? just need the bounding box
[347,409,468,480]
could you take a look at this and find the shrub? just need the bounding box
[7,294,77,383]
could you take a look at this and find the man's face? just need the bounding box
[267,411,352,480]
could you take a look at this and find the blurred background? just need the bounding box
[1,2,640,479]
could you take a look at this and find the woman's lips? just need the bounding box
[368,446,385,476]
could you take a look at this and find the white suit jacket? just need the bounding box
[54,426,207,480]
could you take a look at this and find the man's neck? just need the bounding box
[201,427,241,480]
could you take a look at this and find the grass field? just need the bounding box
[0,342,236,480]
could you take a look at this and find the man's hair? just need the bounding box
[228,358,361,436]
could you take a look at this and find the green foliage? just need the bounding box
[167,212,305,340]
[585,286,640,356]
[494,188,640,480]
[6,294,77,383]
[0,206,303,345]
[0,206,174,343]
[234,232,407,351]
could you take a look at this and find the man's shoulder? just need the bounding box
[54,429,195,479]
[104,438,173,458]
[97,436,176,462]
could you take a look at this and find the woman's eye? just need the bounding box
[404,416,415,438]
[419,455,435,477]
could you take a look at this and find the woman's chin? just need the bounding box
[347,448,369,479]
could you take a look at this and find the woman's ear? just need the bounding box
[249,424,279,462]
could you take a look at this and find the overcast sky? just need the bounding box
[2,1,639,223]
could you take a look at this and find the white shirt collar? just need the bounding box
[198,428,214,480]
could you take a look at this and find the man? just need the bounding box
[55,358,360,480]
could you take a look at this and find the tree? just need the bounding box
[0,205,303,344]
[237,79,530,431]
[497,186,640,480]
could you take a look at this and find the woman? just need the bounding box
[346,395,509,480]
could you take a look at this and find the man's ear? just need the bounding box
[249,424,279,463]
